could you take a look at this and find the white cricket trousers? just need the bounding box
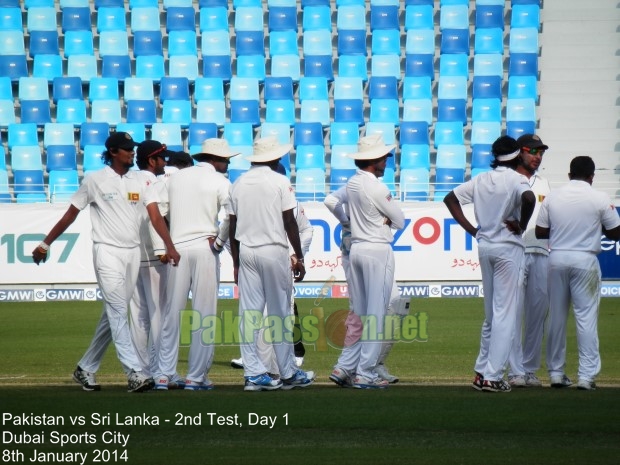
[78,244,142,375]
[508,252,548,376]
[238,243,297,380]
[546,251,601,382]
[337,242,394,380]
[474,242,524,381]
[129,262,168,377]
[157,241,219,383]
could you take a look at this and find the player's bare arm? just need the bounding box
[603,224,620,241]
[518,190,536,232]
[535,225,550,240]
[443,191,478,237]
[283,208,305,282]
[146,202,180,266]
[229,214,239,284]
[32,205,80,265]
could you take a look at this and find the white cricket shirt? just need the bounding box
[453,166,531,247]
[346,170,405,244]
[536,179,620,254]
[71,166,157,248]
[166,162,232,249]
[522,173,551,255]
[230,165,297,248]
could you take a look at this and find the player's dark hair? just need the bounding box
[102,149,113,166]
[354,159,372,169]
[490,135,520,169]
[569,156,595,180]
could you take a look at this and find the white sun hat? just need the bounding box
[246,136,293,163]
[347,134,395,160]
[192,138,240,160]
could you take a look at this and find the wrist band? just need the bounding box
[38,242,50,252]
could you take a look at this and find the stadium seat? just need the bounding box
[202,55,232,81]
[115,122,146,143]
[338,30,367,56]
[337,5,365,31]
[11,146,43,171]
[440,4,469,30]
[126,100,157,125]
[471,98,502,122]
[46,145,78,172]
[223,122,254,148]
[433,121,464,147]
[62,8,92,32]
[439,54,469,77]
[18,77,49,101]
[400,143,430,170]
[269,29,299,55]
[234,5,263,31]
[124,77,155,102]
[472,75,502,100]
[268,6,297,31]
[163,0,193,7]
[471,144,493,170]
[329,145,357,170]
[295,145,326,170]
[0,99,15,127]
[400,167,430,201]
[294,122,324,147]
[509,27,539,54]
[44,123,75,147]
[404,4,433,31]
[66,55,97,82]
[260,122,291,145]
[101,55,132,80]
[166,6,195,32]
[97,6,126,32]
[130,7,160,32]
[405,29,435,55]
[20,100,51,125]
[470,121,502,146]
[506,120,536,140]
[98,30,130,57]
[159,77,191,124]
[434,166,464,199]
[436,144,466,170]
[295,167,326,201]
[80,122,110,149]
[95,0,125,7]
[8,123,38,148]
[511,4,540,29]
[13,169,46,200]
[474,28,504,54]
[402,76,432,100]
[135,55,166,81]
[168,30,198,56]
[169,55,200,81]
[162,100,192,127]
[90,100,122,125]
[195,79,226,126]
[151,123,184,150]
[200,6,228,31]
[330,121,359,146]
[235,30,265,56]
[437,99,467,124]
[329,168,356,189]
[365,122,396,146]
[27,7,56,32]
[440,29,470,55]
[506,98,536,123]
[303,29,333,56]
[89,77,119,102]
[82,145,106,173]
[508,75,538,102]
[508,53,538,77]
[370,5,399,30]
[270,54,301,81]
[0,6,22,31]
[475,4,504,29]
[402,99,433,125]
[49,169,79,203]
[235,54,266,81]
[303,54,334,81]
[32,54,62,82]
[474,53,504,78]
[188,122,218,150]
[338,55,368,82]
[370,54,402,80]
[302,5,331,31]
[438,75,468,100]
[28,31,60,56]
[400,121,430,146]
[52,76,82,103]
[264,76,296,126]
[159,76,190,102]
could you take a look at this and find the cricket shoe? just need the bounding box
[244,373,282,392]
[127,371,154,393]
[576,379,596,391]
[168,374,186,390]
[481,379,512,393]
[230,358,244,369]
[184,378,215,391]
[329,367,353,388]
[281,370,315,390]
[352,375,389,389]
[525,373,542,387]
[471,372,484,391]
[73,366,101,392]
[154,375,170,391]
[375,364,399,384]
[508,375,527,387]
[550,374,573,388]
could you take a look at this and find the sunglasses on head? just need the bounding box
[147,144,167,159]
[522,146,545,155]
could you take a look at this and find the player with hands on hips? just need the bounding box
[32,132,180,393]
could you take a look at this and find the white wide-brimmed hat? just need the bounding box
[246,136,293,163]
[192,138,240,160]
[347,134,395,160]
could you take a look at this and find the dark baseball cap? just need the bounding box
[517,134,549,150]
[105,132,140,151]
[167,150,194,167]
[136,140,176,166]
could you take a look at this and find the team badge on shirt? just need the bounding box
[386,193,392,202]
[538,194,545,202]
[128,192,140,201]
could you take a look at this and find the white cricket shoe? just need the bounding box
[375,364,399,384]
[576,379,596,391]
[508,375,527,387]
[525,373,542,387]
[550,374,573,388]
[231,358,244,369]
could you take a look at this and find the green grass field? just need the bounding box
[1,298,619,464]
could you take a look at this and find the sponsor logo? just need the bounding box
[400,285,430,297]
[0,289,34,301]
[293,285,330,298]
[601,285,620,297]
[441,285,479,297]
[46,289,84,301]
[218,285,235,299]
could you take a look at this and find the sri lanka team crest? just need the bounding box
[128,193,140,201]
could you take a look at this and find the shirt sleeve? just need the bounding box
[369,181,405,230]
[601,196,620,230]
[536,196,550,228]
[324,186,350,227]
[70,176,91,211]
[453,179,474,205]
[216,180,233,245]
[281,179,297,212]
[296,203,314,255]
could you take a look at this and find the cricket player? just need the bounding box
[535,155,620,390]
[329,134,405,390]
[154,138,237,391]
[229,137,315,391]
[507,134,551,388]
[444,135,535,393]
[32,132,180,393]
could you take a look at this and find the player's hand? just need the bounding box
[340,229,352,256]
[32,246,47,265]
[384,217,392,227]
[292,261,306,282]
[504,219,523,235]
[208,237,224,254]
[158,254,169,264]
[233,266,239,285]
[167,248,181,266]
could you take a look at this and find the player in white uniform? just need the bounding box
[154,138,237,391]
[161,150,193,179]
[444,135,535,393]
[535,156,620,390]
[329,135,405,389]
[507,134,551,387]
[229,137,315,391]
[324,185,409,385]
[129,140,178,384]
[32,132,180,393]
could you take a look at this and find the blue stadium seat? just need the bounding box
[334,100,364,126]
[264,76,295,126]
[28,31,59,56]
[89,77,119,102]
[82,145,106,172]
[126,100,157,125]
[60,0,91,6]
[508,75,538,101]
[329,145,357,170]
[472,75,502,100]
[334,77,364,100]
[0,99,15,127]
[438,75,467,100]
[260,122,291,145]
[44,122,75,147]
[337,5,365,30]
[27,6,56,31]
[329,168,356,189]
[52,77,82,102]
[506,98,536,123]
[169,55,200,81]
[97,6,126,32]
[400,167,430,201]
[402,76,432,100]
[338,55,368,82]
[95,0,125,7]
[400,144,430,170]
[338,29,367,56]
[295,145,326,170]
[202,29,232,55]
[296,167,326,201]
[195,80,226,126]
[18,77,49,101]
[330,122,359,149]
[506,120,536,140]
[440,4,469,30]
[13,169,46,201]
[371,54,402,80]
[268,6,297,31]
[404,4,433,31]
[405,29,435,55]
[162,100,192,127]
[473,53,503,77]
[294,122,324,147]
[20,101,51,125]
[98,30,130,57]
[475,4,504,29]
[188,122,218,149]
[61,7,91,32]
[234,5,263,31]
[124,77,155,102]
[168,30,198,56]
[200,6,228,31]
[471,144,493,170]
[470,121,502,146]
[202,55,232,81]
[229,76,260,102]
[80,122,110,149]
[194,77,225,101]
[134,31,164,57]
[32,54,62,82]
[199,0,228,6]
[304,55,334,81]
[439,54,469,77]
[271,54,301,82]
[63,30,94,56]
[440,29,470,55]
[235,30,265,56]
[135,55,165,81]
[11,146,43,170]
[166,7,195,31]
[365,122,396,146]
[151,123,184,150]
[474,28,504,54]
[437,99,467,124]
[223,122,254,147]
[402,99,433,124]
[434,168,464,200]
[8,123,38,148]
[0,30,25,55]
[436,144,466,169]
[508,52,538,76]
[405,0,434,4]
[49,169,79,203]
[0,6,22,30]
[400,121,429,146]
[115,122,146,143]
[130,7,160,32]
[303,29,333,56]
[46,145,78,172]
[369,99,399,125]
[471,98,501,122]
[370,5,399,30]
[433,121,464,147]
[302,5,330,31]
[368,76,398,100]
[66,55,97,82]
[90,100,122,125]
[163,0,194,7]
[269,29,298,57]
[509,27,539,54]
[0,75,11,99]
[511,4,540,29]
